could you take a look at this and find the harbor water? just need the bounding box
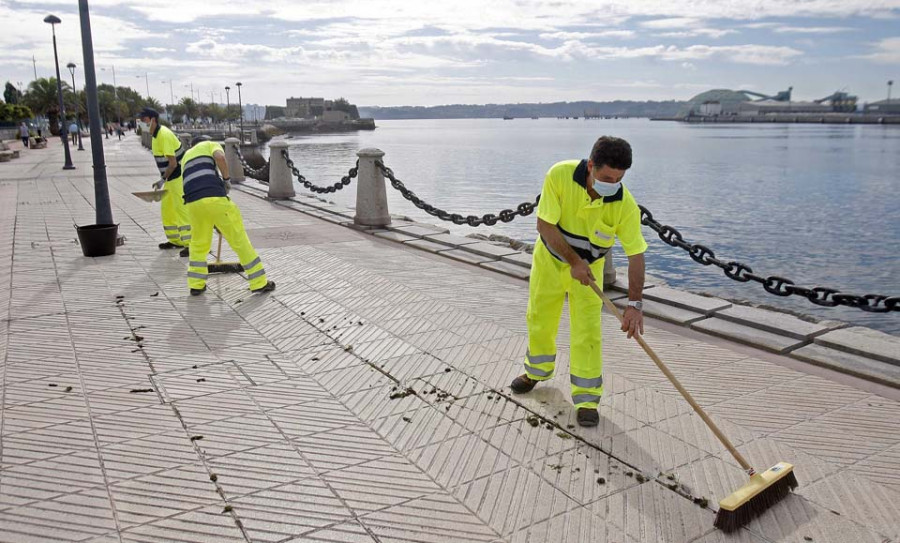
[261,118,900,334]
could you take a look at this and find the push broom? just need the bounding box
[588,280,797,532]
[207,228,243,274]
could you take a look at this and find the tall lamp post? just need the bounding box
[889,80,894,102]
[44,14,75,170]
[66,62,85,151]
[224,85,231,134]
[137,72,150,99]
[78,0,113,226]
[235,81,243,142]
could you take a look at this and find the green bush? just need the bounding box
[0,102,33,122]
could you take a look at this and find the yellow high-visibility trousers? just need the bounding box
[524,242,605,408]
[160,178,191,246]
[185,197,268,291]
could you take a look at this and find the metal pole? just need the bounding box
[145,73,149,99]
[32,55,38,80]
[225,86,230,135]
[236,82,243,141]
[889,80,894,102]
[45,16,75,170]
[78,0,113,225]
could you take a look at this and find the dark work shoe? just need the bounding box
[179,247,190,257]
[510,374,537,394]
[159,241,178,249]
[251,281,276,294]
[576,408,599,427]
[190,286,207,296]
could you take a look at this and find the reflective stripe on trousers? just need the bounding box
[524,241,605,408]
[185,197,267,290]
[160,178,190,247]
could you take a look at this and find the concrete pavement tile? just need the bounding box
[412,366,488,401]
[799,470,900,542]
[360,492,501,542]
[850,443,900,493]
[108,464,222,529]
[655,412,761,457]
[229,479,355,542]
[506,506,637,543]
[478,418,579,467]
[813,326,900,366]
[208,443,318,499]
[98,431,200,483]
[715,304,842,340]
[480,260,531,280]
[268,398,361,438]
[530,444,642,506]
[455,464,582,538]
[0,488,117,541]
[245,380,335,410]
[288,345,360,375]
[586,481,715,543]
[643,286,731,315]
[118,505,246,542]
[790,344,900,387]
[322,455,443,514]
[186,414,286,459]
[312,362,395,397]
[373,352,449,383]
[277,520,377,542]
[370,399,470,453]
[408,431,518,489]
[691,317,806,354]
[431,392,527,434]
[608,385,694,425]
[293,424,397,472]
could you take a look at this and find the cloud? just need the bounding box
[657,29,738,38]
[585,44,803,65]
[640,17,702,29]
[772,26,855,33]
[858,36,900,63]
[539,30,636,40]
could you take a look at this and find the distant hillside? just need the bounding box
[359,100,686,120]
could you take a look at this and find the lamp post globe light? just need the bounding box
[44,14,75,170]
[66,62,85,151]
[236,81,243,140]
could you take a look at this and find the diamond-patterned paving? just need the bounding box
[1,136,899,542]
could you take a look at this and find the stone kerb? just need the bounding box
[267,141,295,199]
[354,148,391,227]
[224,137,244,184]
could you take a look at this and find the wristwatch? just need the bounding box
[627,300,643,311]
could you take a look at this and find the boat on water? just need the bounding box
[502,116,514,120]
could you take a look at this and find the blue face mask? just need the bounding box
[593,178,621,197]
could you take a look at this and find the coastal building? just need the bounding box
[865,99,900,114]
[286,97,325,118]
[738,100,832,116]
[698,101,723,116]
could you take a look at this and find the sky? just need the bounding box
[1,0,898,107]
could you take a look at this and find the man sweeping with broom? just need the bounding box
[511,136,797,531]
[139,107,191,256]
[181,136,275,296]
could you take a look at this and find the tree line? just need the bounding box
[2,79,242,135]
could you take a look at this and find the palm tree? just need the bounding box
[23,77,71,135]
[180,97,198,124]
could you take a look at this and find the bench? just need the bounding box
[0,142,20,159]
[0,150,13,162]
[29,137,47,149]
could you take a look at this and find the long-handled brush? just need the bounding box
[208,229,243,274]
[588,280,798,532]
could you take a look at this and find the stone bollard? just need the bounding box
[178,133,192,151]
[354,148,391,227]
[267,141,295,199]
[223,138,244,184]
[603,252,616,287]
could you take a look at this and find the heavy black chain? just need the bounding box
[232,144,269,182]
[282,150,357,194]
[377,160,539,227]
[639,206,899,313]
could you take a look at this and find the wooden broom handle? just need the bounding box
[215,229,223,262]
[589,280,754,473]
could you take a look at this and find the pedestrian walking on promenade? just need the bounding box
[181,135,274,296]
[68,121,78,145]
[509,136,647,427]
[19,122,29,147]
[138,107,192,254]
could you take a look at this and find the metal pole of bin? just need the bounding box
[77,0,113,225]
[267,141,294,199]
[354,148,391,227]
[224,138,244,184]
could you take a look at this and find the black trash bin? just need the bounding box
[76,224,119,257]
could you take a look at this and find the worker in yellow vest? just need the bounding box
[139,107,191,256]
[510,136,647,427]
[181,136,274,296]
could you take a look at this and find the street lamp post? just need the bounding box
[236,81,243,142]
[101,65,120,128]
[78,0,113,227]
[224,85,231,135]
[66,62,85,151]
[889,80,894,102]
[43,14,75,170]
